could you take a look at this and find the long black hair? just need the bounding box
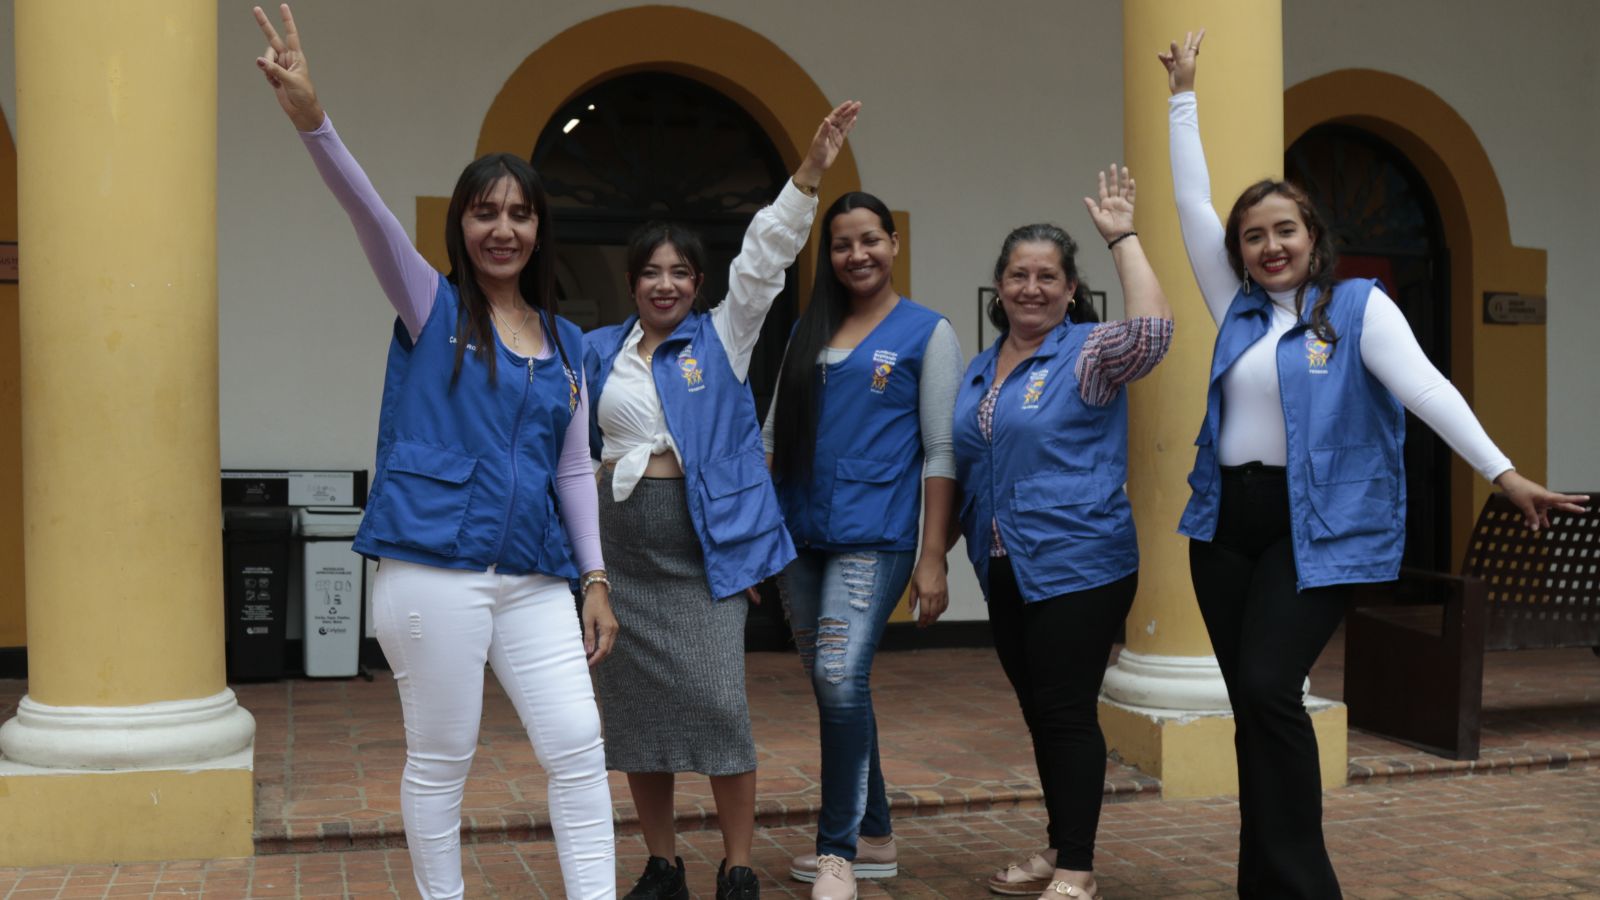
[1224,179,1340,343]
[772,191,896,481]
[442,152,571,383]
[987,223,1100,333]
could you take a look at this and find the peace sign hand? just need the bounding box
[1156,28,1205,95]
[793,101,862,193]
[1083,164,1136,243]
[253,4,324,132]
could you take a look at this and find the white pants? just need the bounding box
[373,559,615,900]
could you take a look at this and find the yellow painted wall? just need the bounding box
[0,112,21,650]
[1286,71,1547,564]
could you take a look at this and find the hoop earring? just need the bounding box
[1243,272,1254,295]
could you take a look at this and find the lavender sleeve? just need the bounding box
[555,377,604,574]
[298,115,438,340]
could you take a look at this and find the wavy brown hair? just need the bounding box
[1224,179,1340,343]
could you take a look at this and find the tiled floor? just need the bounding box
[1,763,1597,897]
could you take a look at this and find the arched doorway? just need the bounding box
[1286,125,1451,571]
[531,71,796,413]
[1284,68,1549,564]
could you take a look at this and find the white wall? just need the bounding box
[0,2,1593,621]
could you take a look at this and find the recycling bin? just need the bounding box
[223,506,295,680]
[298,506,365,677]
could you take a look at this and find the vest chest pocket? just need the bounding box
[1009,471,1108,553]
[1305,443,1397,541]
[699,451,782,544]
[366,441,478,556]
[827,456,903,545]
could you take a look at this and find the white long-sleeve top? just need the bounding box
[1169,92,1513,482]
[597,180,818,501]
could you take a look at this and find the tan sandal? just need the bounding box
[987,853,1055,896]
[1043,881,1101,898]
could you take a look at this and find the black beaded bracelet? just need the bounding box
[1107,231,1138,250]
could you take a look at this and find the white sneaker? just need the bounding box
[811,854,856,900]
[791,835,898,883]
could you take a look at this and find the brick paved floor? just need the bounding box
[0,629,1595,856]
[0,762,1596,898]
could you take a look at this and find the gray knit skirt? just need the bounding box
[593,470,755,776]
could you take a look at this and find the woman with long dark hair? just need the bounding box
[254,7,617,897]
[959,168,1173,900]
[763,191,962,900]
[584,103,860,900]
[1161,30,1586,898]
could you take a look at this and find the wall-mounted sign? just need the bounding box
[1483,292,1546,325]
[0,242,16,284]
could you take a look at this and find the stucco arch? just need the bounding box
[1286,69,1547,558]
[416,5,889,304]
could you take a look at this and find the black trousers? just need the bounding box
[987,557,1136,871]
[1189,463,1346,899]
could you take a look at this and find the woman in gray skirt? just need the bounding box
[582,100,860,900]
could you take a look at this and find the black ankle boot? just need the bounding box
[717,858,760,900]
[624,855,689,900]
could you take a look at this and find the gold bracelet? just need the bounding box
[792,178,819,198]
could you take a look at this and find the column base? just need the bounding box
[0,688,254,769]
[0,746,255,866]
[1100,695,1347,799]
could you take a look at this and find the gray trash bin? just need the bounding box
[297,506,364,678]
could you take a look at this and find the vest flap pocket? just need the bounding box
[1187,436,1217,493]
[1013,472,1103,511]
[386,441,477,484]
[702,451,769,500]
[1309,444,1385,486]
[699,451,782,544]
[366,441,478,556]
[1306,444,1396,541]
[834,456,901,485]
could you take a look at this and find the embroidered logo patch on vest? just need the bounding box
[565,366,580,414]
[1305,333,1331,375]
[869,349,899,394]
[677,344,705,392]
[1022,367,1050,409]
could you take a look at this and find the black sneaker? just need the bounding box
[717,858,760,900]
[624,855,689,900]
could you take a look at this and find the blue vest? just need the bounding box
[354,275,584,579]
[584,312,795,600]
[953,319,1138,601]
[1179,278,1406,590]
[775,298,945,552]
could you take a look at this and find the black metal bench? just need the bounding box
[1343,492,1599,759]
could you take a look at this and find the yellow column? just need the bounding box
[1100,0,1345,799]
[0,1,254,865]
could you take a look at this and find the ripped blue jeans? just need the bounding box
[780,548,916,859]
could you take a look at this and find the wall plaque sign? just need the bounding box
[1483,292,1546,325]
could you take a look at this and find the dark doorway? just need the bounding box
[532,72,796,648]
[1286,125,1452,571]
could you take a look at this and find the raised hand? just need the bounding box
[1494,470,1590,533]
[1156,28,1205,95]
[253,4,324,132]
[793,100,862,191]
[1083,164,1136,243]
